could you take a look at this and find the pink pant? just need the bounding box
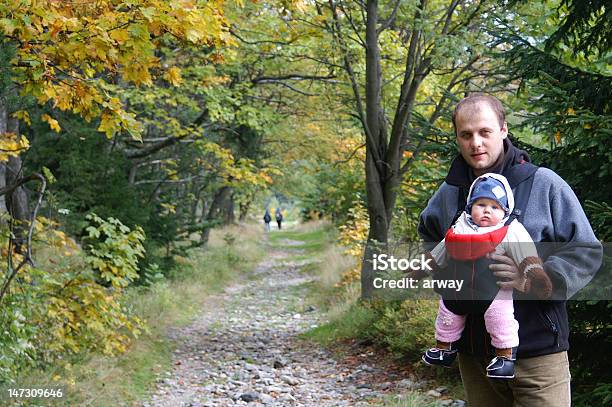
[435,288,519,349]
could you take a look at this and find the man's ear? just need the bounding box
[501,122,508,139]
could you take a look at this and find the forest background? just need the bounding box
[0,0,609,405]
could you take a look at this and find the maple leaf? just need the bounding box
[41,114,61,133]
[164,66,183,86]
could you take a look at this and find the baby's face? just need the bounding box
[471,198,505,227]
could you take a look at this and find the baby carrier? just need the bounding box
[435,166,537,316]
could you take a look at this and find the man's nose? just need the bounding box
[470,134,482,149]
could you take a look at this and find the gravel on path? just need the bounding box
[142,241,463,407]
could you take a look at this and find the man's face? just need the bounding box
[455,103,507,175]
[470,198,505,227]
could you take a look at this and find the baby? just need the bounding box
[421,173,552,379]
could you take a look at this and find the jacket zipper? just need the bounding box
[544,312,560,347]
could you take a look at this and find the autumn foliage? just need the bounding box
[1,0,231,138]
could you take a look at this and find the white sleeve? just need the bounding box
[430,239,447,268]
[502,220,540,265]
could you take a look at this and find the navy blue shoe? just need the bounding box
[486,356,515,379]
[422,347,457,368]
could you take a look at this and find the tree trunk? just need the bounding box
[360,0,390,299]
[5,118,28,253]
[190,184,203,225]
[200,186,231,245]
[221,191,235,225]
[239,196,252,222]
[328,0,480,298]
[128,160,139,185]
[0,98,8,217]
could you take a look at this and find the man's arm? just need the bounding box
[493,170,603,300]
[418,184,455,250]
[542,183,603,299]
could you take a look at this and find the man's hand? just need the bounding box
[488,253,526,292]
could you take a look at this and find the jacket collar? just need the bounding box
[446,138,535,189]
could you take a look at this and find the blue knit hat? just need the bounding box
[467,176,509,215]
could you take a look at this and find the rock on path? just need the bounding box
[142,246,387,407]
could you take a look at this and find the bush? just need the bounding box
[372,299,438,359]
[0,215,144,382]
[568,300,612,406]
[83,213,145,288]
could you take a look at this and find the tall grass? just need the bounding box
[289,225,376,344]
[305,228,361,321]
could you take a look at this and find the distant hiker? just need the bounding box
[263,209,271,232]
[275,208,283,230]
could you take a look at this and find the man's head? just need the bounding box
[453,94,508,175]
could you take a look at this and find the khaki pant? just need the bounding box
[458,351,571,407]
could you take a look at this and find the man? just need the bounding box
[275,207,283,230]
[418,94,602,406]
[263,209,271,232]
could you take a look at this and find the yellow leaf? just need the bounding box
[6,0,235,148]
[164,66,183,86]
[141,7,157,22]
[554,131,561,144]
[261,173,273,184]
[84,66,95,78]
[41,114,61,133]
[160,203,177,214]
[13,110,31,126]
[294,0,308,12]
[109,28,129,44]
[97,112,117,138]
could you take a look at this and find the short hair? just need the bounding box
[452,93,506,134]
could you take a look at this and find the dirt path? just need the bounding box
[141,237,464,407]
